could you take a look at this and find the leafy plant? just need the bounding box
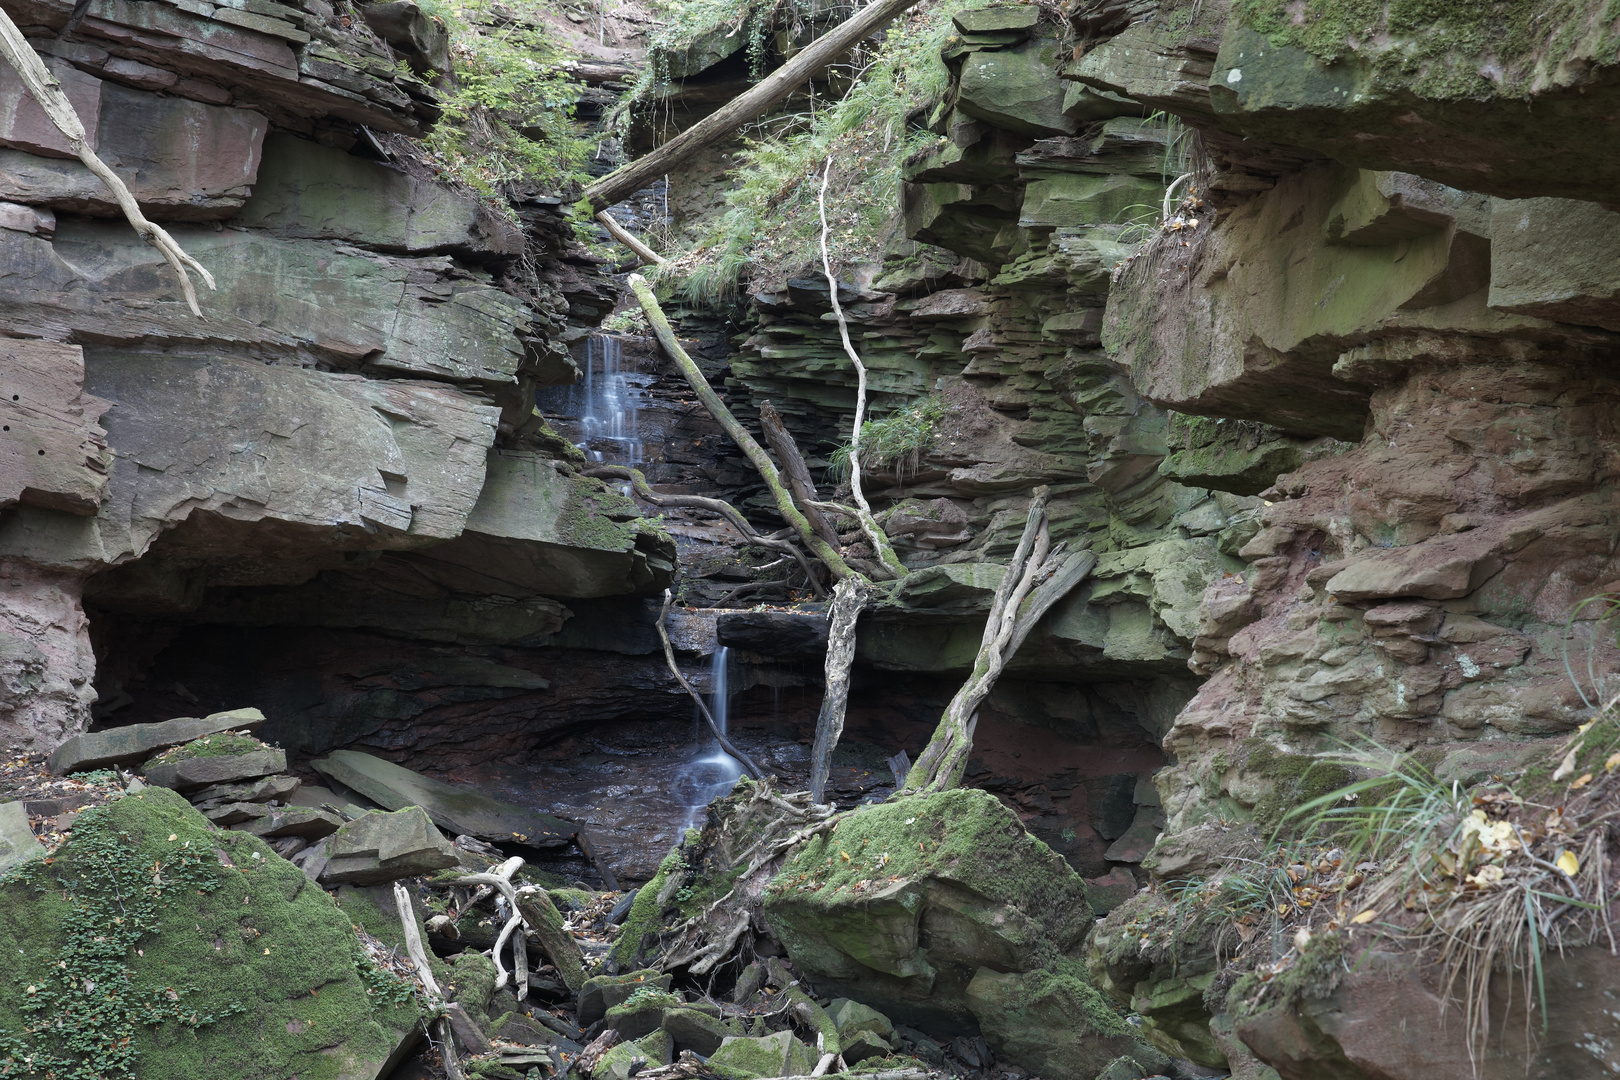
[413,0,593,205]
[828,395,945,482]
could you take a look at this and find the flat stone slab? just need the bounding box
[318,805,459,886]
[47,707,265,774]
[235,806,343,840]
[0,800,45,875]
[191,774,300,806]
[311,749,575,847]
[715,610,829,656]
[145,747,286,790]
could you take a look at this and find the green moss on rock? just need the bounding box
[0,788,419,1080]
[147,732,271,765]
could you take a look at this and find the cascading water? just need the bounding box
[675,646,744,829]
[535,332,646,469]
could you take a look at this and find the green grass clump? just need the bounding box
[146,733,270,766]
[829,395,945,482]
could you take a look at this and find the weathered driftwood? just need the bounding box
[582,0,918,211]
[905,487,1098,791]
[656,589,766,781]
[628,273,860,582]
[808,576,871,804]
[0,10,214,314]
[760,401,840,548]
[596,211,666,265]
[585,464,823,595]
[393,881,463,1080]
[447,859,589,993]
[817,158,907,579]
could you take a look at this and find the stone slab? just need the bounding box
[1489,196,1620,332]
[192,773,300,804]
[235,805,343,838]
[715,610,829,656]
[0,799,44,875]
[144,746,286,789]
[318,805,459,885]
[310,748,575,846]
[47,706,265,773]
[0,338,111,516]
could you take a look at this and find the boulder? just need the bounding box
[0,799,44,875]
[318,806,459,885]
[578,969,673,1027]
[191,774,300,806]
[763,787,1095,1031]
[310,749,575,846]
[0,787,421,1079]
[952,5,1039,34]
[955,39,1076,138]
[660,1007,746,1056]
[143,736,287,790]
[234,806,344,840]
[707,1031,818,1080]
[493,1013,556,1046]
[47,707,265,774]
[1103,806,1165,864]
[594,1031,673,1079]
[359,1,451,77]
[827,998,894,1040]
[601,990,679,1040]
[966,960,1170,1080]
[1488,196,1620,332]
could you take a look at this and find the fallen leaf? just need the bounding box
[1350,908,1378,925]
[1556,850,1580,877]
[1553,749,1578,781]
[1571,773,1594,790]
[1605,752,1620,773]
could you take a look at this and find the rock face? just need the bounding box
[0,0,671,752]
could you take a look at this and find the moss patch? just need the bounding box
[0,788,420,1080]
[146,733,271,766]
[1244,741,1357,837]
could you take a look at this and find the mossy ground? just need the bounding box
[0,788,421,1080]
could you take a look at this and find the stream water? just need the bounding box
[675,645,745,830]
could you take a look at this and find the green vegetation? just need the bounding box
[415,0,592,203]
[829,395,945,482]
[145,732,269,766]
[650,0,974,306]
[0,789,420,1080]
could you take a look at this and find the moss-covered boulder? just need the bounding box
[762,788,1092,1031]
[707,1030,818,1080]
[0,787,420,1080]
[966,958,1170,1079]
[578,969,673,1026]
[143,733,286,790]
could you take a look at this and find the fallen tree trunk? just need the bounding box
[628,273,861,582]
[596,211,666,266]
[0,10,214,314]
[905,487,1097,792]
[808,576,871,804]
[760,401,840,548]
[583,0,919,211]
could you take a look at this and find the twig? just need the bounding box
[393,881,464,1080]
[0,13,213,314]
[656,589,766,780]
[817,157,905,579]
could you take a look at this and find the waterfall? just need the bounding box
[536,332,645,469]
[676,646,744,830]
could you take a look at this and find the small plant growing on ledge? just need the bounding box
[828,395,945,485]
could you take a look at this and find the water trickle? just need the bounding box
[535,332,647,472]
[675,646,744,830]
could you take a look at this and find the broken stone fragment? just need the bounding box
[311,748,575,846]
[190,774,300,806]
[233,806,344,840]
[317,805,458,885]
[0,799,44,875]
[143,746,287,791]
[577,969,673,1027]
[46,707,265,774]
[707,1030,818,1080]
[660,1007,746,1056]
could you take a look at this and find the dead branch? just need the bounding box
[596,211,666,265]
[583,0,919,211]
[817,158,906,579]
[656,588,766,781]
[808,576,871,804]
[0,12,214,314]
[760,401,840,548]
[393,881,463,1080]
[627,275,863,583]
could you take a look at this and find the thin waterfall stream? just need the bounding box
[676,645,744,829]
